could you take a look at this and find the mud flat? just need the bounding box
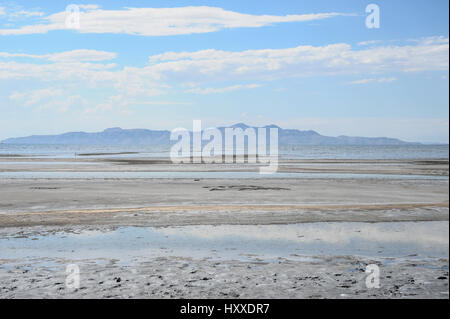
[0,157,448,298]
[0,157,448,176]
[0,222,448,299]
[1,254,448,299]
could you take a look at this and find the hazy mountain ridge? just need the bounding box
[1,124,418,145]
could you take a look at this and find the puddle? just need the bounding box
[0,222,448,265]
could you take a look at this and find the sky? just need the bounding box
[0,0,448,143]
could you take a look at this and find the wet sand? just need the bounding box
[1,222,448,299]
[1,254,448,299]
[0,157,448,298]
[0,157,448,176]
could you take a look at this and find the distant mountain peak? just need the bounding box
[230,123,250,129]
[103,127,123,133]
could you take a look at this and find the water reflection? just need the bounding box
[1,222,448,263]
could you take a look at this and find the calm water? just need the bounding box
[0,171,447,180]
[1,222,448,264]
[0,144,448,159]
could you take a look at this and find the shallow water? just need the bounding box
[0,161,101,165]
[1,222,448,264]
[1,144,448,159]
[0,171,446,180]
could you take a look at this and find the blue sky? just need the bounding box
[0,0,448,143]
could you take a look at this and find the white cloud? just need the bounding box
[186,84,261,94]
[0,49,117,62]
[358,40,382,46]
[9,10,44,18]
[0,52,39,58]
[348,78,375,85]
[147,37,448,82]
[10,88,63,106]
[0,5,45,19]
[8,91,24,101]
[36,94,87,113]
[0,37,447,86]
[77,4,100,10]
[45,49,117,62]
[416,36,449,45]
[348,77,397,85]
[0,49,118,87]
[377,77,397,83]
[0,6,350,36]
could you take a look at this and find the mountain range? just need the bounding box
[1,123,418,145]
